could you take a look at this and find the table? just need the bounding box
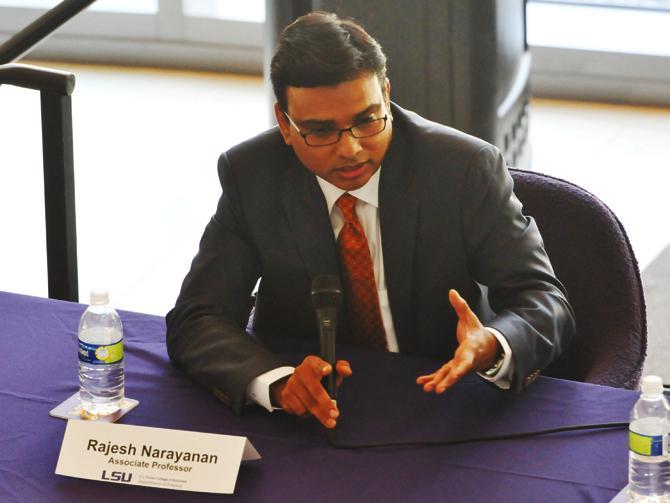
[0,291,637,502]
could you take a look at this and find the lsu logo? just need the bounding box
[101,470,132,483]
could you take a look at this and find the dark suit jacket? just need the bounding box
[166,104,576,413]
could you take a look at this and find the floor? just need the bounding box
[528,98,670,271]
[2,62,669,375]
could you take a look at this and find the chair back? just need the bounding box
[509,168,646,389]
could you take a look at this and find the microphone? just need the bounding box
[311,275,342,399]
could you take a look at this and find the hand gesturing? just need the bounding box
[416,289,500,394]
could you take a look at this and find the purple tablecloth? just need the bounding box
[0,291,637,502]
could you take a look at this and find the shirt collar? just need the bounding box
[316,167,381,214]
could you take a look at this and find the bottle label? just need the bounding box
[629,430,668,456]
[78,340,123,365]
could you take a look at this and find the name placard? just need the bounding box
[55,420,260,494]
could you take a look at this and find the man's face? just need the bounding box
[275,73,392,191]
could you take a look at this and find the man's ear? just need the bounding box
[384,78,393,120]
[274,103,292,145]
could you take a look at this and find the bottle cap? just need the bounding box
[641,375,664,394]
[90,289,110,306]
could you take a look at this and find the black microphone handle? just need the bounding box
[317,309,337,399]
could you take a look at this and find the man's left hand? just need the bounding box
[416,289,501,393]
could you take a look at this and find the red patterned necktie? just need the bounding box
[336,193,388,351]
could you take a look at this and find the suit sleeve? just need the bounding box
[462,146,576,391]
[165,152,286,414]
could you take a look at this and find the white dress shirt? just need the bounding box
[247,169,514,412]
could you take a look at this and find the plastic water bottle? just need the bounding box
[78,290,124,415]
[629,375,670,502]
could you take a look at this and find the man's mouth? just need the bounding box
[337,161,368,179]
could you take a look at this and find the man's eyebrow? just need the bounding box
[298,118,336,128]
[297,103,383,128]
[353,103,382,119]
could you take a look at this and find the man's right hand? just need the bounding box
[270,355,352,428]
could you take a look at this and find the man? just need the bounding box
[166,12,575,430]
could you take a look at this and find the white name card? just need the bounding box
[55,420,260,494]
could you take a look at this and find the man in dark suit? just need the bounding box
[166,12,575,430]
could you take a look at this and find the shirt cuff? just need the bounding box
[478,327,514,390]
[246,366,295,412]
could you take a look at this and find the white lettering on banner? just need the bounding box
[55,420,260,494]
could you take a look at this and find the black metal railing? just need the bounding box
[0,0,97,302]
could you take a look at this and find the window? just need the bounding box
[0,0,158,13]
[528,1,670,55]
[183,0,264,22]
[2,1,669,105]
[537,0,669,9]
[527,0,670,105]
[0,1,265,72]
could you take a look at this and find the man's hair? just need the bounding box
[270,11,388,112]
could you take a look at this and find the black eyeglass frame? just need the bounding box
[282,112,389,147]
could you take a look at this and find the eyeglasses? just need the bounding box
[283,112,389,147]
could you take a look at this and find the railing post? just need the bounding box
[41,90,78,302]
[0,0,94,303]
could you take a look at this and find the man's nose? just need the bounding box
[335,130,363,158]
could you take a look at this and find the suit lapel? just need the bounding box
[379,130,419,352]
[280,157,340,282]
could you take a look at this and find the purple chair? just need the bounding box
[509,168,647,390]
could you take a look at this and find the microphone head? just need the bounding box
[311,275,342,311]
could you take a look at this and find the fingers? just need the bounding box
[416,353,475,394]
[449,289,484,332]
[416,362,453,389]
[450,290,486,350]
[448,289,470,320]
[449,289,482,329]
[335,360,352,376]
[280,390,309,417]
[416,341,477,393]
[280,355,340,428]
[335,360,352,388]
